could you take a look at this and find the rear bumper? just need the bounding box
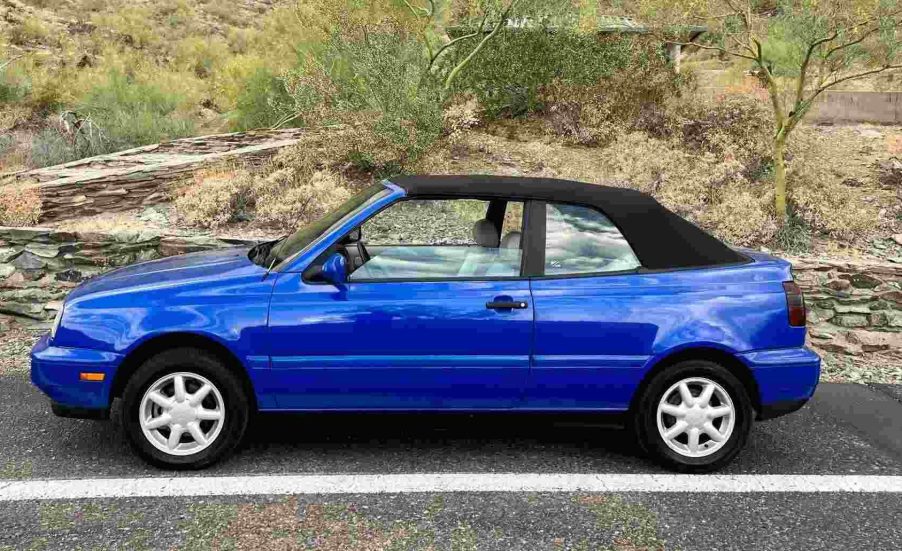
[30,334,122,413]
[739,346,821,419]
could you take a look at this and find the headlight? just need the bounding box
[50,303,64,341]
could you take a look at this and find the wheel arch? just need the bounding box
[630,346,761,415]
[109,332,258,411]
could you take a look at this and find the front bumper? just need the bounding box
[30,334,123,412]
[739,346,821,420]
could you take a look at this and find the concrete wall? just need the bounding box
[810,91,902,125]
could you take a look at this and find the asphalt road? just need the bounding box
[0,373,900,550]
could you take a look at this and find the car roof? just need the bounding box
[387,175,749,270]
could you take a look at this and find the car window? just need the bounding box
[349,199,524,280]
[544,203,641,276]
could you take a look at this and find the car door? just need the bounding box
[266,197,533,410]
[526,201,656,411]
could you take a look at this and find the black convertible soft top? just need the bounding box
[389,175,748,270]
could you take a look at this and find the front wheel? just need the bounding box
[633,361,753,473]
[119,348,249,469]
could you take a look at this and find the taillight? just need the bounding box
[783,281,806,327]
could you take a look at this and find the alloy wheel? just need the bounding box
[139,372,225,456]
[656,377,735,458]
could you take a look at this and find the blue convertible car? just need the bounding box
[31,175,820,471]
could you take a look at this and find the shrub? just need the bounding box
[174,36,230,79]
[173,167,255,229]
[0,185,42,226]
[253,168,352,228]
[229,67,296,130]
[8,17,53,46]
[315,30,444,166]
[536,38,690,145]
[788,131,878,240]
[72,70,195,155]
[678,94,773,169]
[698,187,777,247]
[443,29,636,118]
[92,7,160,49]
[30,126,80,168]
[772,211,812,253]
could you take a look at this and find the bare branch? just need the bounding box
[816,64,902,94]
[667,40,757,61]
[822,25,882,59]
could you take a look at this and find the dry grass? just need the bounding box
[0,183,42,226]
[173,166,254,229]
[253,168,351,229]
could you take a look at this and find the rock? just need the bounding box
[834,303,874,314]
[887,311,902,327]
[2,272,25,285]
[0,301,47,320]
[0,247,20,263]
[845,273,883,289]
[846,330,902,352]
[809,328,837,339]
[817,339,862,355]
[54,269,83,283]
[834,314,870,328]
[877,290,902,304]
[0,265,13,279]
[870,312,889,327]
[825,278,852,291]
[893,234,902,247]
[24,243,61,259]
[11,251,45,271]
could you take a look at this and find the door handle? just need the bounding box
[486,300,529,310]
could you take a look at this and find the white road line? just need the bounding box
[2,474,902,501]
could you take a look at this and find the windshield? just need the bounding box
[260,183,388,268]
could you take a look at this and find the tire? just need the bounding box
[632,360,753,473]
[118,347,250,470]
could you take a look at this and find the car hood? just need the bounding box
[67,247,262,301]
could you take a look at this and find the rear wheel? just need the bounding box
[634,360,753,473]
[119,348,249,469]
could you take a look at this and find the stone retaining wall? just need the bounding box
[4,129,306,223]
[788,256,902,355]
[0,227,899,358]
[0,227,255,321]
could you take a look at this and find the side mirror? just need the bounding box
[320,253,347,286]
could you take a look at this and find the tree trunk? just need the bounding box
[773,136,787,224]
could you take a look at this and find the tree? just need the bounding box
[619,0,902,222]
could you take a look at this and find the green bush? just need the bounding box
[229,67,297,130]
[77,70,194,152]
[285,30,444,172]
[30,128,80,167]
[443,28,635,117]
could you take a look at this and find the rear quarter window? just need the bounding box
[545,203,641,276]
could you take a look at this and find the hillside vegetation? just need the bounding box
[0,0,900,259]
